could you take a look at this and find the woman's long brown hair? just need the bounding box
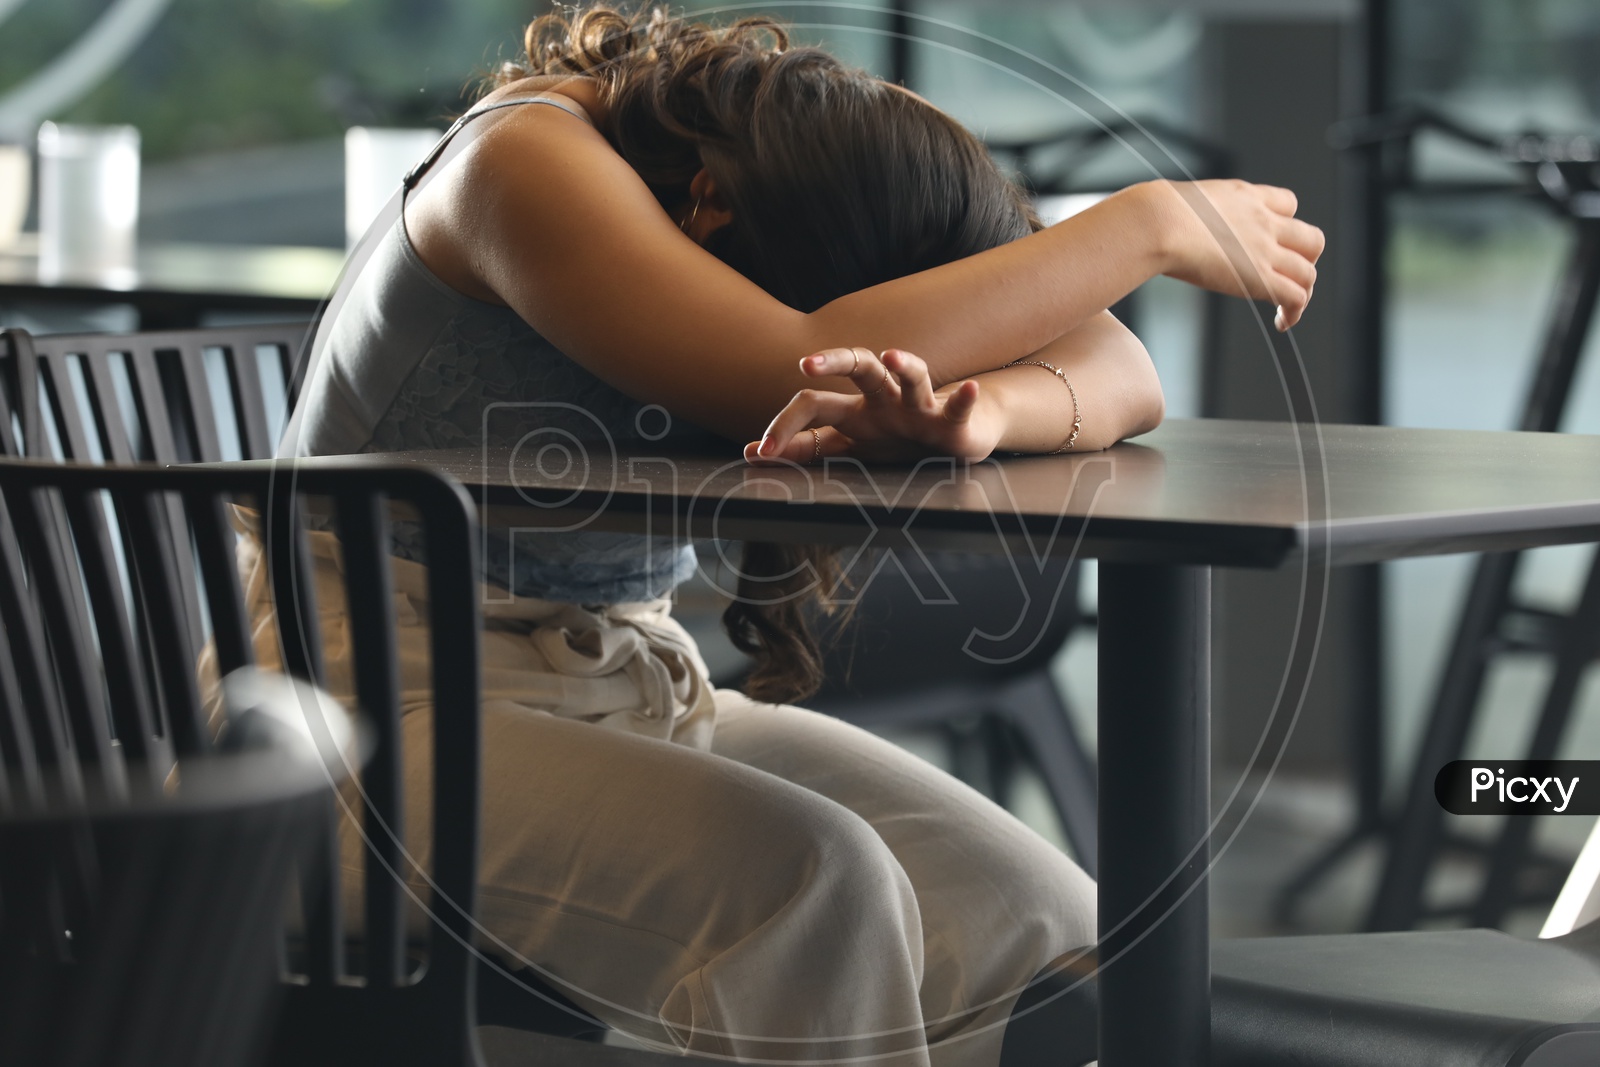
[491,4,1039,704]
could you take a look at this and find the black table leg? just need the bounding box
[1097,562,1211,1067]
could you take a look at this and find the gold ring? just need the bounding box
[850,347,863,374]
[861,367,891,399]
[810,427,823,464]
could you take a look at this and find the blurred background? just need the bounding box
[4,0,1600,942]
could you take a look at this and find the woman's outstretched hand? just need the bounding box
[743,347,1000,465]
[1145,178,1326,331]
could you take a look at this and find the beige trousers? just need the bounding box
[217,524,1097,1067]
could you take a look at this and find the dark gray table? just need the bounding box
[255,416,1600,1066]
[0,241,342,329]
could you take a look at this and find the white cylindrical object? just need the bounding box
[37,122,139,284]
[344,127,440,248]
[0,144,29,252]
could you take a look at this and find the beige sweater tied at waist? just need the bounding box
[204,506,717,751]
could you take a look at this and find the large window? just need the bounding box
[1383,0,1600,929]
[4,0,534,246]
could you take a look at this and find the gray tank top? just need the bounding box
[288,94,717,604]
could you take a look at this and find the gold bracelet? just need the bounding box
[1005,359,1081,453]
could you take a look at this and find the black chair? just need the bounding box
[0,456,639,1065]
[0,689,336,1067]
[811,547,1099,873]
[0,322,307,668]
[1002,902,1600,1066]
[1210,922,1600,1065]
[1224,757,1600,1067]
[0,451,338,1067]
[995,905,1600,1067]
[0,325,618,1049]
[0,321,307,466]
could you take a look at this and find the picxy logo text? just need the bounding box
[1435,760,1600,816]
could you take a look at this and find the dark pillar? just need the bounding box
[1200,18,1374,789]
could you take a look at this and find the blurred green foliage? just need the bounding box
[0,0,896,161]
[0,0,537,159]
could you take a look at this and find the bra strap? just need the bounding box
[402,94,594,193]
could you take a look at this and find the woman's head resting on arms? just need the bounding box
[490,3,1040,312]
[487,4,1047,703]
[491,4,1046,702]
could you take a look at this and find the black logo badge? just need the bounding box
[1435,761,1600,815]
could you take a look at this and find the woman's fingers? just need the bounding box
[1273,273,1311,330]
[942,380,980,424]
[752,388,857,458]
[883,349,935,411]
[802,346,899,403]
[1273,247,1317,293]
[1260,183,1298,217]
[747,360,987,464]
[801,346,933,406]
[1161,179,1325,330]
[743,429,837,465]
[1281,216,1326,262]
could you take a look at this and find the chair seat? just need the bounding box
[1212,926,1600,1066]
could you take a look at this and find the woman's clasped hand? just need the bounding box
[745,347,996,465]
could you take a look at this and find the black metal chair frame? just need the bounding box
[0,456,501,1065]
[0,321,307,466]
[0,321,308,671]
[0,323,629,1048]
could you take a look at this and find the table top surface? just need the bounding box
[0,240,343,304]
[239,418,1600,568]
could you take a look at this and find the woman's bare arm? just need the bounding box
[967,310,1163,454]
[410,98,1316,444]
[745,311,1162,464]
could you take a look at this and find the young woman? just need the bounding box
[271,5,1323,1066]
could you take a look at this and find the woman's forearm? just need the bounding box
[743,311,1161,464]
[957,311,1164,454]
[807,185,1172,389]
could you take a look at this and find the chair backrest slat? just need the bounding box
[60,488,166,773]
[186,492,254,679]
[37,351,98,463]
[168,345,224,463]
[0,491,83,803]
[422,478,482,980]
[115,488,209,758]
[122,344,182,463]
[226,343,274,462]
[78,351,140,465]
[0,339,20,459]
[0,485,120,787]
[0,329,43,458]
[0,583,43,809]
[268,496,325,686]
[337,491,406,986]
[2,341,105,675]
